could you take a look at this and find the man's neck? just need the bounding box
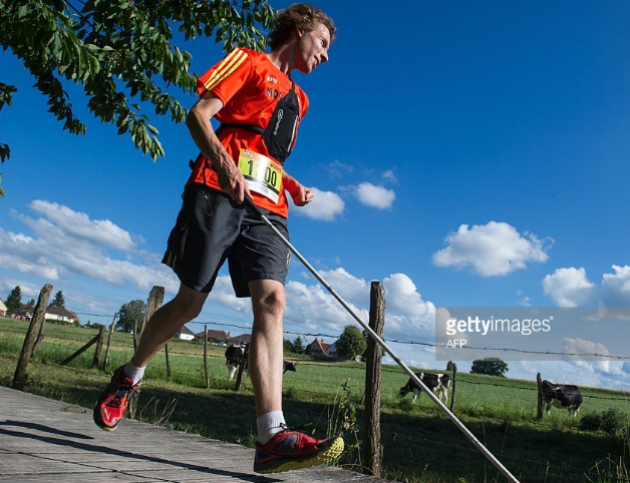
[266,42,296,75]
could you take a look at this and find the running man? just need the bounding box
[93,3,342,474]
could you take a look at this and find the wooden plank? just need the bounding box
[0,475,153,483]
[0,453,95,474]
[0,386,392,483]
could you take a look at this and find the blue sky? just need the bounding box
[1,1,630,390]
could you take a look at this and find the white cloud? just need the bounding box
[353,182,396,210]
[0,278,43,300]
[563,337,609,359]
[382,170,398,183]
[432,221,551,277]
[601,265,630,306]
[563,338,619,375]
[317,267,369,304]
[282,270,435,344]
[284,280,367,335]
[29,200,135,250]
[383,273,433,319]
[508,360,630,391]
[542,267,595,307]
[324,160,353,179]
[2,200,435,348]
[292,187,344,221]
[516,291,532,306]
[207,275,254,315]
[0,202,175,290]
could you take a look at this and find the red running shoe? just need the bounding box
[93,365,140,431]
[254,425,344,474]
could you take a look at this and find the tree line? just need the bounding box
[3,285,66,313]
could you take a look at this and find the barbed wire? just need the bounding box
[4,320,630,403]
[74,311,117,318]
[384,338,630,360]
[454,379,630,402]
[192,319,630,360]
[6,313,629,361]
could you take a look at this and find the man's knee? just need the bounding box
[168,285,208,322]
[261,289,286,314]
[251,282,286,316]
[177,302,204,322]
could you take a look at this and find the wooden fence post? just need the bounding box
[61,333,102,366]
[165,343,171,378]
[31,304,48,357]
[12,284,53,390]
[537,372,543,420]
[140,286,165,338]
[92,325,105,368]
[450,362,458,412]
[363,281,385,478]
[101,313,118,371]
[204,325,210,389]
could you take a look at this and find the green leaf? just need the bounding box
[18,4,30,19]
[0,143,10,163]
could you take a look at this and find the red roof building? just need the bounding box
[309,338,331,358]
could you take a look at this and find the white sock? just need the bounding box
[257,411,286,445]
[123,360,146,385]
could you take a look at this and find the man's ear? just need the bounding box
[295,28,303,38]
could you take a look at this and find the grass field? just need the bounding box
[1,317,629,483]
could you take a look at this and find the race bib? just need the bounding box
[238,149,283,203]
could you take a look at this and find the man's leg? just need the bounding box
[134,284,209,367]
[249,279,286,421]
[249,279,344,474]
[94,284,208,431]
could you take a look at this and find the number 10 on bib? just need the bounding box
[238,149,283,204]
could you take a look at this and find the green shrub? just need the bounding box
[580,413,603,432]
[398,397,414,412]
[600,408,628,437]
[580,409,629,437]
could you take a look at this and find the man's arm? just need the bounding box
[186,92,250,203]
[283,171,313,206]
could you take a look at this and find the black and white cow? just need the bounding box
[541,380,583,417]
[225,345,246,380]
[225,345,297,380]
[398,373,450,402]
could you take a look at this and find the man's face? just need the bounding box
[295,23,331,74]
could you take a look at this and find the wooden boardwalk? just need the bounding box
[0,386,391,482]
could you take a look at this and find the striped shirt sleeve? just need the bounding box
[196,48,251,104]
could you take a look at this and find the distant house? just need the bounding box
[20,305,81,324]
[0,299,7,317]
[327,342,339,359]
[310,338,331,358]
[228,333,252,347]
[194,329,231,342]
[175,326,195,341]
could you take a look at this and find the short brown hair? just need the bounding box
[268,3,336,51]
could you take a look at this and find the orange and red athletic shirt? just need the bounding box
[186,47,309,218]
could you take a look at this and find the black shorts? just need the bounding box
[162,185,291,297]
